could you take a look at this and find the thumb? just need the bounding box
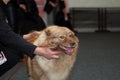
[52,55,59,59]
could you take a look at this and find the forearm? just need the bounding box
[0,11,36,58]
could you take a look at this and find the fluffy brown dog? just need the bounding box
[25,25,79,80]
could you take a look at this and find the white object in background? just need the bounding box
[0,51,7,65]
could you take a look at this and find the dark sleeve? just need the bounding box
[27,0,39,15]
[44,0,56,14]
[6,2,15,28]
[0,7,36,58]
[59,0,66,10]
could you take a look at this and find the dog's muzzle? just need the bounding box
[59,42,76,54]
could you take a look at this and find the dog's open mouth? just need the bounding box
[59,45,75,55]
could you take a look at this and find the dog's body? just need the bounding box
[26,25,79,80]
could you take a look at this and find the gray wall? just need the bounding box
[68,0,120,8]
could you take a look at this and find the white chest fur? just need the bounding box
[35,54,75,80]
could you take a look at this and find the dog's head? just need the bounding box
[27,25,79,55]
[40,25,78,54]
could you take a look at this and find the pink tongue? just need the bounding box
[60,46,74,53]
[66,48,73,53]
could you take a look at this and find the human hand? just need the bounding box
[19,4,27,12]
[3,0,10,4]
[34,47,60,59]
[62,8,68,20]
[49,1,57,7]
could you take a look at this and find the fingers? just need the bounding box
[52,55,59,59]
[34,47,61,60]
[50,50,60,59]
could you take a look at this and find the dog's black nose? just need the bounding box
[70,42,75,47]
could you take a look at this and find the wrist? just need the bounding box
[34,47,41,55]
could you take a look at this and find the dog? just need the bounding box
[25,25,79,80]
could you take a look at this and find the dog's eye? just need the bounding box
[59,36,65,39]
[69,34,74,38]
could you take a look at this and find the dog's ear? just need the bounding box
[45,29,51,36]
[75,36,79,43]
[23,31,40,43]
